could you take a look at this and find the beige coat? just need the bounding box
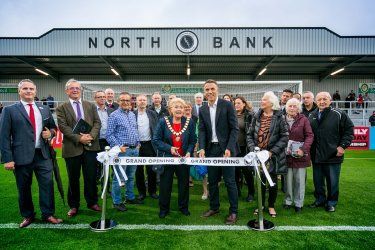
[56,100,101,158]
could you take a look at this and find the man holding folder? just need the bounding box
[56,79,102,217]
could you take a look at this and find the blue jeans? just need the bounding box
[112,148,139,204]
[312,163,341,207]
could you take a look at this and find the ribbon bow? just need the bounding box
[244,150,275,187]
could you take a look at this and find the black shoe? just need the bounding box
[126,198,144,205]
[309,202,325,208]
[150,193,159,199]
[295,206,302,213]
[159,210,169,218]
[325,206,335,212]
[138,194,146,201]
[113,203,127,212]
[180,209,191,216]
[246,194,254,202]
[283,204,292,209]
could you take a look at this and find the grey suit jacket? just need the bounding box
[0,102,57,165]
[56,100,101,158]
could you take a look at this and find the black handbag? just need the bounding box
[271,154,287,175]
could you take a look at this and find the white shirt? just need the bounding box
[208,98,219,143]
[137,111,151,141]
[195,104,202,117]
[97,106,108,139]
[21,100,43,148]
[69,98,85,120]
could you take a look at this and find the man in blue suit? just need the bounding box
[0,79,62,228]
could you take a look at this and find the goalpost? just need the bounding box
[80,80,303,108]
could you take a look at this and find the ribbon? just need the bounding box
[244,150,275,187]
[96,146,122,199]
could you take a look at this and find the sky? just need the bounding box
[0,0,375,37]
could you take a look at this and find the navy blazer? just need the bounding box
[0,102,57,165]
[198,98,239,156]
[152,116,197,157]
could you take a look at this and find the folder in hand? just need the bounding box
[72,118,92,134]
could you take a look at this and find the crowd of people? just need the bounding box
[0,78,355,228]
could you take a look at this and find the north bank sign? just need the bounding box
[0,28,374,56]
[88,30,274,54]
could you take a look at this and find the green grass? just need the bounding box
[0,150,374,249]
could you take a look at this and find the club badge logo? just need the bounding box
[176,31,199,54]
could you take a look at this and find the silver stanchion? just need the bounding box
[247,147,275,231]
[90,146,117,232]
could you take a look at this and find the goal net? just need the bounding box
[80,80,302,108]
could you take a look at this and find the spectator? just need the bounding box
[293,93,302,101]
[364,93,372,110]
[332,90,341,101]
[223,94,233,103]
[308,92,354,212]
[357,94,364,109]
[280,89,294,114]
[46,94,55,111]
[369,111,375,126]
[105,88,119,110]
[283,98,314,213]
[234,96,255,202]
[246,91,289,218]
[150,92,169,120]
[302,91,317,118]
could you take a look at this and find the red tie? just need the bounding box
[28,104,36,139]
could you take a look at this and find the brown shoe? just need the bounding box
[44,216,63,224]
[201,209,219,218]
[19,217,35,228]
[88,204,102,212]
[67,208,78,217]
[225,213,237,225]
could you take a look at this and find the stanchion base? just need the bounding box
[247,219,275,231]
[90,219,117,232]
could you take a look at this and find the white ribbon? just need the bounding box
[244,150,275,187]
[96,146,122,199]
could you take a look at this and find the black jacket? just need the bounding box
[149,104,170,121]
[199,98,239,156]
[308,107,354,164]
[302,102,318,118]
[246,109,289,174]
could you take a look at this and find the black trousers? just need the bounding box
[65,150,98,209]
[235,146,255,197]
[207,144,238,214]
[14,149,55,219]
[97,139,110,190]
[159,164,189,212]
[136,141,157,195]
[261,173,278,208]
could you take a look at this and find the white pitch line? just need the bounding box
[0,223,374,231]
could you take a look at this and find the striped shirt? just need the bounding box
[106,108,140,147]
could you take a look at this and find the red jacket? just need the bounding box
[286,113,314,168]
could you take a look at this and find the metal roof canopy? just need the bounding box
[0,55,374,82]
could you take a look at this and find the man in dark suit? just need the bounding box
[0,79,62,228]
[192,92,204,118]
[149,92,169,120]
[134,94,159,200]
[105,88,119,110]
[198,79,239,225]
[56,79,102,218]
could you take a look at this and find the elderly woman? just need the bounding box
[283,98,314,212]
[153,98,197,218]
[246,91,289,217]
[234,96,255,202]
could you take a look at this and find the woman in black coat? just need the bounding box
[246,91,289,217]
[153,98,197,218]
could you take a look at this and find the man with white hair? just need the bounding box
[308,92,354,212]
[192,92,205,118]
[105,88,119,110]
[150,92,169,120]
[56,79,102,217]
[302,91,317,118]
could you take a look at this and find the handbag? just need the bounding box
[271,154,287,175]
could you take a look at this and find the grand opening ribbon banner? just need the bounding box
[97,147,274,199]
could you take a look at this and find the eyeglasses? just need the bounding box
[69,87,81,91]
[119,99,131,102]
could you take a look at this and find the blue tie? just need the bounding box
[318,112,322,121]
[74,101,82,120]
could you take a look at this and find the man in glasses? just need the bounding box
[106,92,142,212]
[56,79,102,218]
